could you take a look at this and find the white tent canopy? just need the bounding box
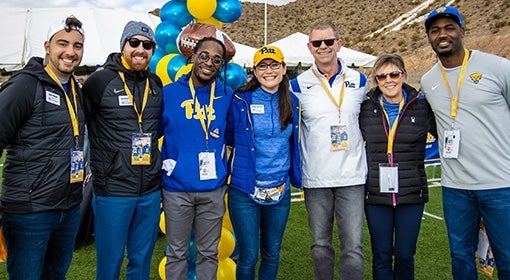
[0,9,375,72]
[0,7,161,72]
[269,32,377,68]
[232,42,257,68]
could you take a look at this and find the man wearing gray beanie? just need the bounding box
[82,20,162,280]
[119,20,155,52]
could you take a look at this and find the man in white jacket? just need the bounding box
[290,19,368,280]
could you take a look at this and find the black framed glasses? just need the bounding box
[309,38,337,48]
[256,62,282,71]
[197,51,224,66]
[375,70,403,82]
[127,38,155,50]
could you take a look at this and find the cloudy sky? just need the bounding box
[0,0,295,13]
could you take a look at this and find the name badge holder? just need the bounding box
[199,151,217,180]
[379,163,399,193]
[330,124,349,151]
[443,129,460,159]
[70,148,85,183]
[131,133,152,165]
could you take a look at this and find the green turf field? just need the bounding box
[0,156,496,279]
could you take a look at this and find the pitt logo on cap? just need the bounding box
[259,47,277,55]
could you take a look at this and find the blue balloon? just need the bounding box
[149,47,167,73]
[155,21,181,54]
[167,54,188,81]
[221,62,247,91]
[160,0,193,28]
[213,0,243,23]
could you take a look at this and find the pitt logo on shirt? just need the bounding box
[181,99,216,121]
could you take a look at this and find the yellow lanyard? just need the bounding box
[188,78,215,141]
[312,69,346,122]
[118,72,149,133]
[380,97,405,164]
[44,66,80,147]
[439,48,469,124]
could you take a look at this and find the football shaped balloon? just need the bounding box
[176,23,236,61]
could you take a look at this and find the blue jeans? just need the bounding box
[365,204,424,280]
[2,205,80,280]
[228,187,291,280]
[92,191,161,280]
[442,186,510,280]
[304,186,365,280]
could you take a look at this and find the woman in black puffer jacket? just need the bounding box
[359,54,437,280]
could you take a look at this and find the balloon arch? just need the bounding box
[150,0,247,92]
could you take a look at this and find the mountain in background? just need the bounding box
[240,0,296,5]
[221,0,510,84]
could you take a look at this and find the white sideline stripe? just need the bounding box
[428,182,442,188]
[423,211,443,220]
[291,191,303,202]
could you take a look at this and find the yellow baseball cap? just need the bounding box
[253,45,284,67]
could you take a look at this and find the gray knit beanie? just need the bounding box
[120,21,155,51]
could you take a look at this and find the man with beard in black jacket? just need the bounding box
[0,15,86,279]
[82,21,163,280]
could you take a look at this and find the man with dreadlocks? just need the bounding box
[160,37,234,280]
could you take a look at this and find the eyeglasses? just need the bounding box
[309,38,337,48]
[375,70,403,82]
[197,52,224,66]
[256,62,282,71]
[127,38,155,50]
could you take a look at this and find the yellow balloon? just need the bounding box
[159,211,166,234]
[217,258,236,280]
[158,257,166,280]
[187,0,217,20]
[218,227,235,259]
[158,136,164,150]
[222,195,234,233]
[174,64,193,81]
[156,53,178,86]
[196,17,223,29]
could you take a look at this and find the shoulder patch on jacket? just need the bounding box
[359,72,367,87]
[290,78,301,93]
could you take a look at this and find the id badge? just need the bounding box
[252,184,285,203]
[250,104,264,114]
[330,124,349,151]
[131,133,152,165]
[199,151,217,180]
[70,148,84,183]
[379,163,398,193]
[443,129,460,159]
